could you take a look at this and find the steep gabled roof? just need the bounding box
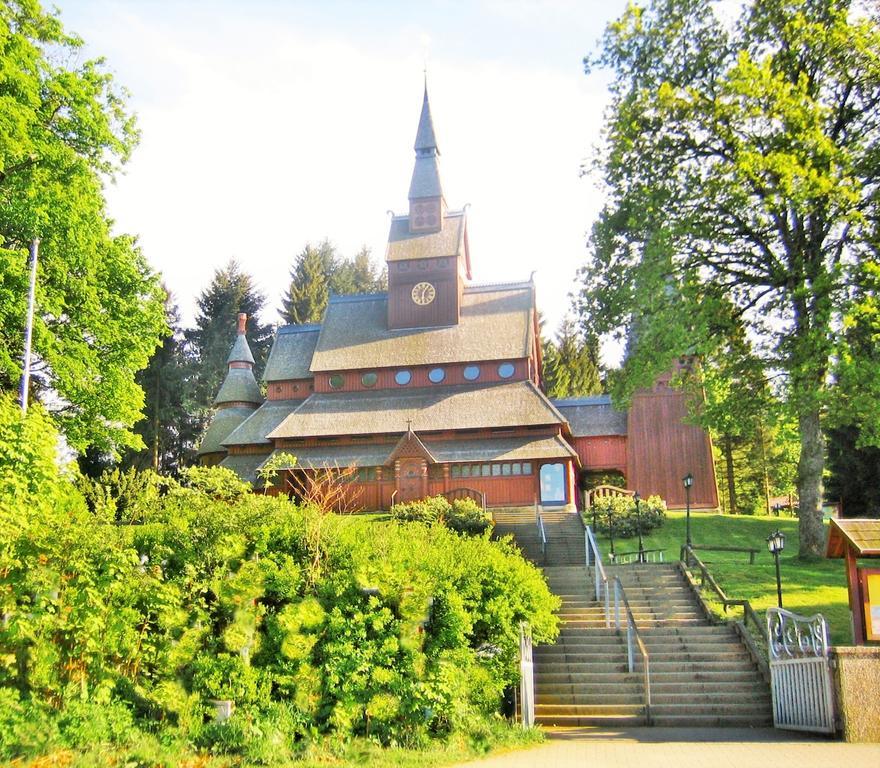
[268,380,565,440]
[309,283,534,372]
[553,395,628,437]
[263,324,321,382]
[386,429,436,465]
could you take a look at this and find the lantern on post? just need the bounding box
[767,530,785,608]
[683,472,694,554]
[634,491,645,563]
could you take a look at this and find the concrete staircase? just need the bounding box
[532,562,773,728]
[493,507,584,566]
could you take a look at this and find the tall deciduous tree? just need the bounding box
[186,260,272,432]
[0,0,166,454]
[542,317,603,399]
[580,0,880,555]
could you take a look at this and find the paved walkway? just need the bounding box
[453,728,880,768]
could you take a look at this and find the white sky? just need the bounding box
[58,0,629,358]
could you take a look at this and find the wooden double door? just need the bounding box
[397,458,427,503]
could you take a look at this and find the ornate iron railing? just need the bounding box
[766,607,835,733]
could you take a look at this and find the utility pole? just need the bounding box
[19,238,39,414]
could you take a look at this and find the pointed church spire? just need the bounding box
[408,83,445,232]
[414,83,439,155]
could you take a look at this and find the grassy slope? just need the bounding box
[589,511,855,645]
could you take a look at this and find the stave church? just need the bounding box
[198,87,718,512]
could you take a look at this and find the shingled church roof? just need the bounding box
[268,380,564,439]
[553,396,628,437]
[263,324,320,382]
[386,209,466,262]
[309,283,534,372]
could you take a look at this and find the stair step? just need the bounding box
[534,714,647,727]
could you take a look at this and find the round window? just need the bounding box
[395,370,412,386]
[498,362,515,379]
[329,374,344,390]
[428,367,446,383]
[463,365,481,381]
[361,372,378,388]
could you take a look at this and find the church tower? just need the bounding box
[197,313,262,465]
[386,85,471,330]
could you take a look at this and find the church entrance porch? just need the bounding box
[396,458,427,503]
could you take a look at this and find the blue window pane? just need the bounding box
[498,362,515,379]
[395,370,412,386]
[463,365,480,381]
[429,367,446,383]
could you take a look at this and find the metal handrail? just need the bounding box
[613,576,652,724]
[584,524,611,627]
[536,513,547,560]
[517,621,535,727]
[682,545,768,643]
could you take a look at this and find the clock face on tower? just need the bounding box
[411,281,436,306]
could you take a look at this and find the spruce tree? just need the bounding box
[542,318,602,399]
[281,242,386,325]
[283,245,330,324]
[186,260,272,431]
[124,293,199,473]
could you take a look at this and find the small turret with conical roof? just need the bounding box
[198,313,262,465]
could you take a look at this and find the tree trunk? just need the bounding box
[797,408,826,557]
[723,435,737,515]
[758,418,771,516]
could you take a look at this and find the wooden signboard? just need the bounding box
[860,568,880,642]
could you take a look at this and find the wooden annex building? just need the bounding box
[198,88,718,512]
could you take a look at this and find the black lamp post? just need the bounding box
[683,473,694,554]
[767,530,785,608]
[634,491,645,563]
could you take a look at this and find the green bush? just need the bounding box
[0,448,556,760]
[588,494,667,538]
[390,494,493,535]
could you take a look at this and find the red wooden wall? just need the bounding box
[625,383,718,509]
[571,436,627,473]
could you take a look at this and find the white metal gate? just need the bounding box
[518,622,535,727]
[767,608,835,733]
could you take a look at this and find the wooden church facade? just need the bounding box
[199,88,718,512]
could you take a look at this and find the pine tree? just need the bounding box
[282,245,330,325]
[281,242,386,325]
[185,260,272,431]
[124,293,199,473]
[542,317,602,399]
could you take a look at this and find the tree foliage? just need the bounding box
[281,240,386,325]
[580,0,880,555]
[542,316,603,399]
[185,259,272,433]
[0,0,166,454]
[124,293,198,473]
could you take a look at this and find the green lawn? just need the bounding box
[589,511,856,645]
